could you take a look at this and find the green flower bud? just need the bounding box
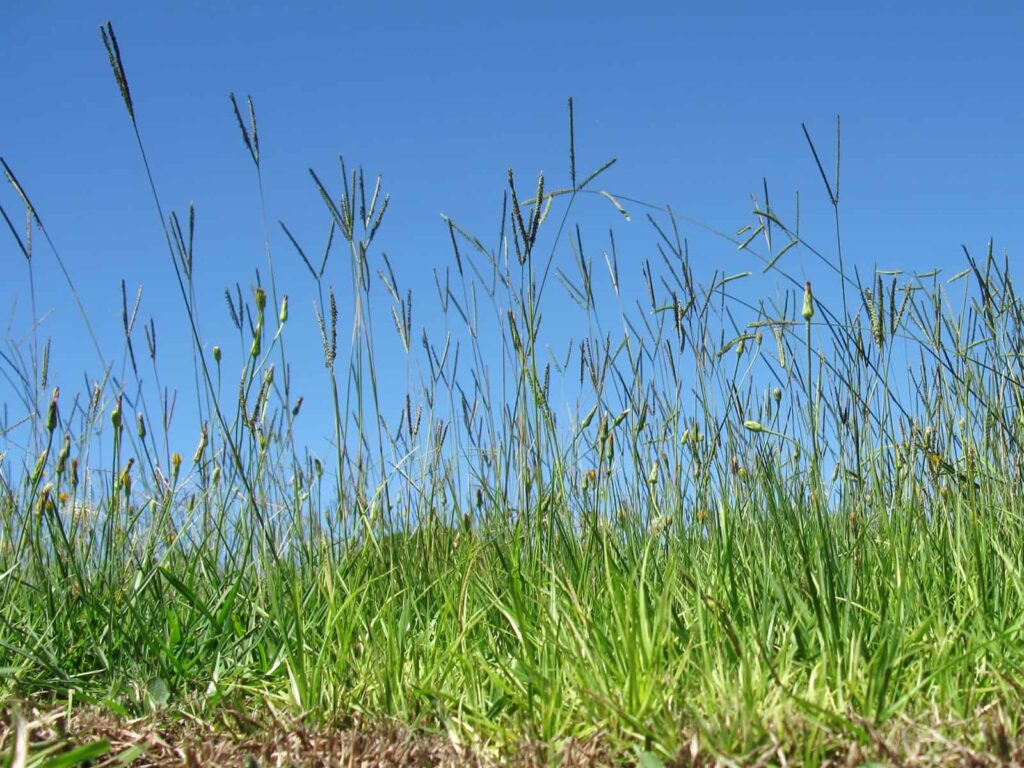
[56,434,70,477]
[802,281,814,320]
[110,397,122,434]
[46,387,59,433]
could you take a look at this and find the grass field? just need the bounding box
[2,24,1024,767]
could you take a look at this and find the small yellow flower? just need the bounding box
[171,452,182,485]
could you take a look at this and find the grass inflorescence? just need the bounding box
[2,25,1024,767]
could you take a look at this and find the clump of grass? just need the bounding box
[2,24,1024,766]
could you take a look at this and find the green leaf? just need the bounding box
[637,750,667,768]
[35,739,109,768]
[145,676,170,708]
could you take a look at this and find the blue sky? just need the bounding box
[2,2,1023,465]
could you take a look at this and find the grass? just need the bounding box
[3,23,1024,766]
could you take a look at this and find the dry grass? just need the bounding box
[0,704,617,768]
[4,704,1024,767]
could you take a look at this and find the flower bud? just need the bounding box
[56,434,70,477]
[802,281,814,320]
[111,396,122,434]
[30,450,47,485]
[120,458,134,497]
[192,423,208,464]
[250,327,262,359]
[46,387,59,433]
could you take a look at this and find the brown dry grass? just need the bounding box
[0,705,614,767]
[3,704,1024,767]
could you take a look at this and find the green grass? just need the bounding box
[3,24,1024,766]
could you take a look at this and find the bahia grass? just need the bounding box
[1,25,1023,766]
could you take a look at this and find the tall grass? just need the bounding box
[2,24,1023,764]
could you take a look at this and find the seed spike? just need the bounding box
[99,21,134,121]
[568,96,577,189]
[1,158,42,228]
[801,122,836,207]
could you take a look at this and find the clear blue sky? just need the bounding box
[3,2,1023,463]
